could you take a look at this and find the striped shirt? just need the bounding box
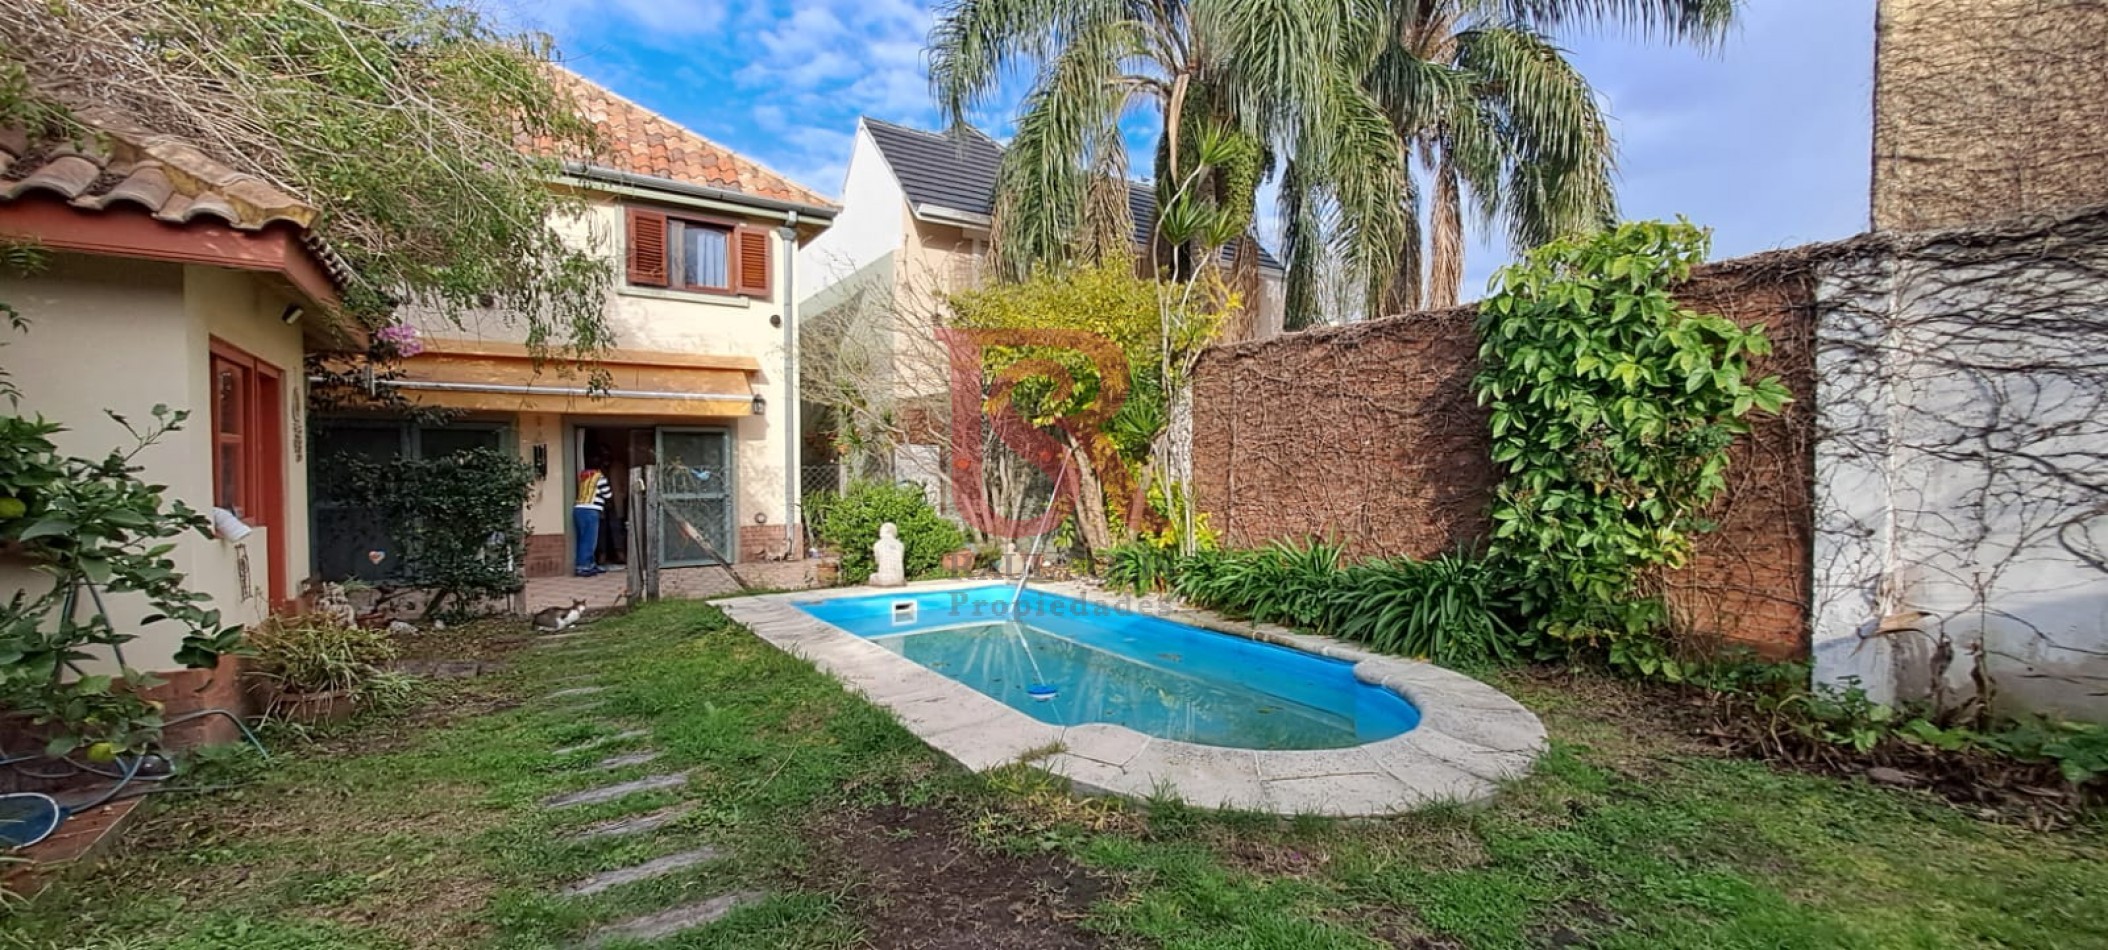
[575,469,612,510]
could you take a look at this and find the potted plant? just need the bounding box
[244,614,399,723]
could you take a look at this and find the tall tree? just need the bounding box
[0,0,613,352]
[927,0,1411,294]
[1339,0,1736,320]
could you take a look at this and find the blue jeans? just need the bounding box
[573,506,602,574]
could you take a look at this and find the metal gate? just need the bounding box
[653,427,733,567]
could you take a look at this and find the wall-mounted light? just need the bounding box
[280,304,306,325]
[750,393,767,416]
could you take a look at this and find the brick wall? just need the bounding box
[1190,254,1820,657]
[1872,0,2108,231]
[525,532,566,578]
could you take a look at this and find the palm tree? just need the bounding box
[1338,0,1736,320]
[926,0,1412,292]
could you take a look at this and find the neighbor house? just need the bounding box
[797,117,1285,509]
[312,68,837,586]
[0,112,346,736]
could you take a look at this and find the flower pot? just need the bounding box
[815,558,841,586]
[941,549,975,573]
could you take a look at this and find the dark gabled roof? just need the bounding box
[1125,182,1285,273]
[863,116,1282,273]
[863,117,1003,220]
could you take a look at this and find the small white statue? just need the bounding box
[870,522,906,587]
[999,541,1026,577]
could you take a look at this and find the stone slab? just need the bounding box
[542,773,686,808]
[562,847,721,897]
[566,804,694,842]
[583,891,765,947]
[595,751,661,770]
[554,730,650,757]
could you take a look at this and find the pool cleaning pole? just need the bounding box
[1008,452,1071,613]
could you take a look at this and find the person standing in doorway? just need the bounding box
[574,454,613,577]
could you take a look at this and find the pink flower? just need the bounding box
[376,324,424,358]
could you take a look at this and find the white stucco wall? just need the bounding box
[1811,220,2108,721]
[407,195,799,531]
[0,255,311,672]
[797,123,907,303]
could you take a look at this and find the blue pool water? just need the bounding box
[795,585,1420,750]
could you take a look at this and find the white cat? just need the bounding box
[533,598,588,632]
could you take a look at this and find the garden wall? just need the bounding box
[1812,206,2108,721]
[1189,253,1823,657]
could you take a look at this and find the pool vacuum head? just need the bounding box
[1026,684,1059,701]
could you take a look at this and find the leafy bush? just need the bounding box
[1474,220,1791,674]
[1169,540,1522,668]
[332,447,534,620]
[244,614,397,697]
[809,481,965,582]
[1323,554,1519,668]
[0,407,244,757]
[1103,541,1182,594]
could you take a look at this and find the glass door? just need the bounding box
[654,427,733,566]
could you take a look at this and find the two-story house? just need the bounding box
[311,69,836,585]
[796,118,1283,509]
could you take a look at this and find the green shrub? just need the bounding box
[809,481,965,582]
[245,614,397,698]
[1475,219,1791,674]
[1103,541,1182,594]
[332,447,534,620]
[1171,539,1521,669]
[1323,554,1519,668]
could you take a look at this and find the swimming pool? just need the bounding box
[722,579,1547,815]
[795,585,1420,750]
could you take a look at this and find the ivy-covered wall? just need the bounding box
[1813,206,2108,721]
[1189,253,1820,657]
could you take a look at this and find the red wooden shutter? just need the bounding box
[626,208,669,287]
[734,226,771,297]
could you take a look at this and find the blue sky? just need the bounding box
[516,0,1876,300]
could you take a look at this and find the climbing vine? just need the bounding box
[1475,220,1792,676]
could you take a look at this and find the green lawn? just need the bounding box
[7,601,2105,949]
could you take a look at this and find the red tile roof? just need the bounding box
[0,110,316,232]
[542,65,836,211]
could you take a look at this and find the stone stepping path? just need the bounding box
[582,891,765,948]
[561,847,720,897]
[546,686,606,700]
[566,803,694,843]
[542,773,686,808]
[553,730,649,757]
[594,751,659,770]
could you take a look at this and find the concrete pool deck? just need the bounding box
[717,579,1547,817]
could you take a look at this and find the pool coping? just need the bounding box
[716,578,1547,817]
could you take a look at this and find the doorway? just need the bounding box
[572,425,735,570]
[575,426,651,571]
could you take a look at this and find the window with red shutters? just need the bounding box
[734,226,771,298]
[626,207,668,287]
[625,205,772,298]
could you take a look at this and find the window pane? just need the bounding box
[215,364,243,435]
[418,426,502,460]
[217,440,242,513]
[682,224,729,289]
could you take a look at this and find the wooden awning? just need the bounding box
[395,339,759,417]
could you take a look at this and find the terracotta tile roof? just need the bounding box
[540,65,836,212]
[0,110,317,232]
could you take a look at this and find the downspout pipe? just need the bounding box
[780,212,801,556]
